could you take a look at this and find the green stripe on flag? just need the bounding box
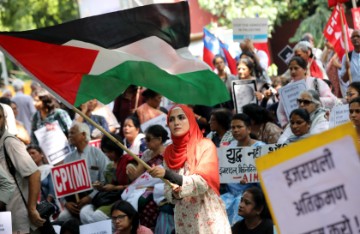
[76,61,230,107]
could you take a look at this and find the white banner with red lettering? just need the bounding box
[51,159,92,198]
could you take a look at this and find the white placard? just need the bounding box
[80,219,112,234]
[279,80,307,120]
[140,113,170,136]
[233,18,268,42]
[232,79,257,113]
[218,144,287,183]
[0,212,12,234]
[261,136,360,234]
[329,104,350,128]
[34,120,71,165]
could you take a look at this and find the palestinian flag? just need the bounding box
[0,1,230,107]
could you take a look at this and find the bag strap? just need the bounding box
[3,136,28,207]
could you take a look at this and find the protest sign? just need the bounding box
[233,18,268,43]
[278,80,307,120]
[256,123,360,234]
[80,220,112,234]
[0,212,11,234]
[34,120,71,165]
[329,104,350,128]
[140,113,170,136]
[51,159,92,198]
[278,45,293,64]
[218,144,287,183]
[88,139,101,148]
[232,79,257,113]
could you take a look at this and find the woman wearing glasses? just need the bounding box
[278,89,329,143]
[111,200,153,234]
[277,56,337,128]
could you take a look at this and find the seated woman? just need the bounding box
[111,200,153,234]
[278,89,329,143]
[223,113,266,225]
[123,116,147,155]
[229,113,266,148]
[123,125,174,232]
[285,109,311,143]
[231,186,273,234]
[80,133,133,224]
[349,97,360,143]
[206,108,234,147]
[242,104,282,144]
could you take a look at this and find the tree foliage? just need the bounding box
[0,0,79,31]
[198,0,342,45]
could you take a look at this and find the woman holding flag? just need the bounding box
[148,104,231,234]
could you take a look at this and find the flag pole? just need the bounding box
[134,86,141,110]
[72,106,172,187]
[339,3,353,82]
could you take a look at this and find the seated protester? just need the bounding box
[60,218,80,234]
[26,145,59,215]
[222,114,265,225]
[206,108,235,147]
[242,104,282,144]
[124,125,173,232]
[135,89,167,125]
[56,122,109,223]
[122,160,163,231]
[345,81,360,103]
[75,99,110,139]
[229,114,266,148]
[285,109,311,143]
[278,89,329,143]
[122,116,147,155]
[111,200,153,234]
[231,186,273,234]
[80,133,133,224]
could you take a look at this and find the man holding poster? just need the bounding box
[57,122,109,222]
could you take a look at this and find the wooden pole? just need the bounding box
[134,86,141,110]
[72,106,172,187]
[339,4,353,82]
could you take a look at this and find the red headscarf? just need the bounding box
[164,104,220,195]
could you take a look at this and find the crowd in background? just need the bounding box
[0,30,360,234]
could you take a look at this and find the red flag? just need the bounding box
[323,5,353,59]
[328,0,349,8]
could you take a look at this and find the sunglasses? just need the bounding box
[349,109,360,114]
[297,99,312,105]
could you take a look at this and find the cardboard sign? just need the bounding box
[232,79,257,113]
[140,113,170,137]
[80,220,112,234]
[279,80,307,120]
[34,120,71,165]
[256,123,360,234]
[51,159,92,198]
[88,139,101,148]
[218,144,287,183]
[329,104,350,128]
[233,18,268,43]
[0,212,11,234]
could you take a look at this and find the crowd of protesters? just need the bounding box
[0,31,360,234]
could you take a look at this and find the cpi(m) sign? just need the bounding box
[51,159,92,198]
